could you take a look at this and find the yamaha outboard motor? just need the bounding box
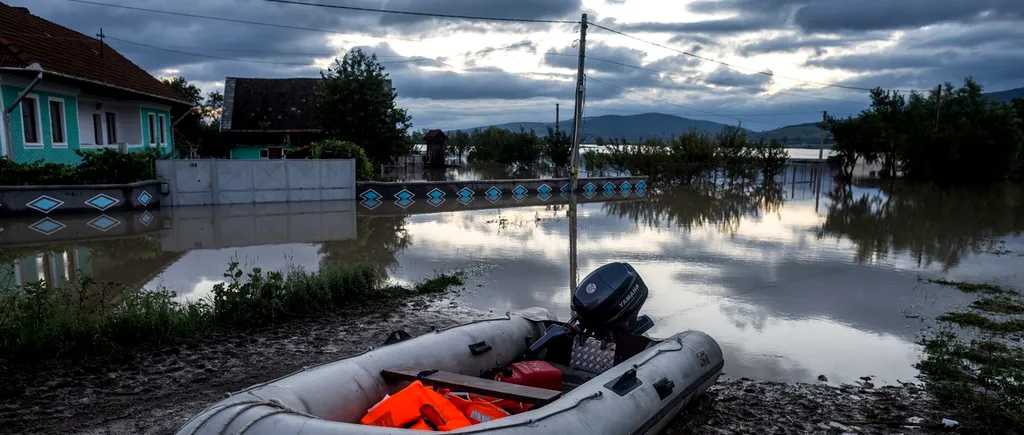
[527,262,654,358]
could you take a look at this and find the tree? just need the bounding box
[542,127,572,170]
[316,48,412,165]
[303,139,373,180]
[445,130,471,163]
[161,76,227,157]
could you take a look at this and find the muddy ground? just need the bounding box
[1,299,941,435]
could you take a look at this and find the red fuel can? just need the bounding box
[494,361,562,391]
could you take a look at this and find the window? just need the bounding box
[21,97,40,145]
[49,99,66,146]
[92,114,103,145]
[105,112,117,144]
[158,115,166,145]
[259,149,269,159]
[148,113,156,145]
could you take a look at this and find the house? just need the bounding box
[423,129,447,167]
[220,76,394,160]
[0,4,190,164]
[220,77,321,159]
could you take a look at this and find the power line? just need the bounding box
[262,0,579,24]
[588,107,823,116]
[548,52,867,105]
[586,76,786,127]
[107,36,315,66]
[63,0,425,42]
[589,22,881,93]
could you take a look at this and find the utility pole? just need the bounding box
[819,110,827,161]
[555,103,560,134]
[569,13,588,191]
[96,28,105,58]
[935,84,942,131]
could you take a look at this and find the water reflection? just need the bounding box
[3,176,1022,385]
[819,183,1024,270]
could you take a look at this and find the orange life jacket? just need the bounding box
[441,391,511,424]
[361,381,472,431]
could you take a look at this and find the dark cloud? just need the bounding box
[738,33,886,57]
[793,0,1024,32]
[543,41,646,75]
[702,66,773,90]
[597,16,778,35]
[904,22,1024,50]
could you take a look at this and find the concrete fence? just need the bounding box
[156,159,356,207]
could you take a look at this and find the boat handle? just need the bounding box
[653,378,675,400]
[604,368,642,396]
[468,341,492,356]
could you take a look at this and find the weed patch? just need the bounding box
[414,271,466,294]
[924,278,1015,295]
[970,297,1024,315]
[938,312,1024,333]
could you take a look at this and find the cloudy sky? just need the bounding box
[14,0,1024,131]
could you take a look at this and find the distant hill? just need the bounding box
[461,113,833,146]
[985,87,1024,103]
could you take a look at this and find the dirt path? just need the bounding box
[1,300,939,435]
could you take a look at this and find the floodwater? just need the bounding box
[3,167,1022,386]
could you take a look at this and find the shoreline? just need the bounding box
[0,298,940,435]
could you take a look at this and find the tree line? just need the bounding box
[827,77,1024,182]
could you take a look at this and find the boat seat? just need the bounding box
[381,369,562,406]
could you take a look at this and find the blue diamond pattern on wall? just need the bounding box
[138,191,153,206]
[85,193,119,211]
[140,211,154,226]
[603,189,616,198]
[27,195,64,213]
[395,198,414,208]
[428,197,445,207]
[362,198,381,210]
[88,215,121,232]
[584,190,596,199]
[512,185,528,196]
[603,182,616,192]
[458,187,474,198]
[29,217,66,235]
[360,189,382,201]
[636,188,647,196]
[561,184,570,192]
[427,188,446,200]
[458,196,474,205]
[486,186,501,197]
[620,181,632,191]
[538,184,552,195]
[513,193,526,202]
[395,189,414,201]
[584,183,596,193]
[636,180,648,190]
[621,189,632,197]
[538,192,552,201]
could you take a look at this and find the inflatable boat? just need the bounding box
[175,263,724,435]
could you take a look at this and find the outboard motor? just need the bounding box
[526,262,654,362]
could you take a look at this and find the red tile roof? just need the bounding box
[0,3,189,105]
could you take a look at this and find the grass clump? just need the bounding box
[0,262,464,367]
[971,297,1024,315]
[925,278,1014,295]
[938,312,1024,333]
[414,271,466,294]
[917,332,1024,434]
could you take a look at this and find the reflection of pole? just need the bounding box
[569,192,579,303]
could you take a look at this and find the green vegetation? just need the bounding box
[162,76,226,158]
[465,127,544,170]
[0,148,164,185]
[971,297,1024,315]
[316,48,412,165]
[414,271,466,294]
[925,278,1015,295]
[919,280,1024,434]
[299,139,374,180]
[581,126,789,184]
[827,77,1024,182]
[0,262,465,366]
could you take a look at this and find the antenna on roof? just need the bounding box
[96,28,105,58]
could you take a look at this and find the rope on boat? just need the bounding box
[232,409,290,435]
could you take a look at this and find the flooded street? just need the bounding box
[4,168,1023,387]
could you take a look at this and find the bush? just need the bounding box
[307,139,374,180]
[0,149,158,186]
[0,262,466,366]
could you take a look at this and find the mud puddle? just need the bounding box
[2,298,940,435]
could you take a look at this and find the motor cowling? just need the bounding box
[572,262,649,334]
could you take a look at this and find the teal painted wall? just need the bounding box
[2,85,81,164]
[230,147,263,160]
[140,107,173,154]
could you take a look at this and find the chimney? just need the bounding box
[13,7,30,14]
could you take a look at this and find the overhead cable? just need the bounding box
[262,0,579,24]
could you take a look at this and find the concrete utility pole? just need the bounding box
[819,110,828,161]
[569,13,588,191]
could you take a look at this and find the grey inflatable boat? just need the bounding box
[176,263,724,435]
